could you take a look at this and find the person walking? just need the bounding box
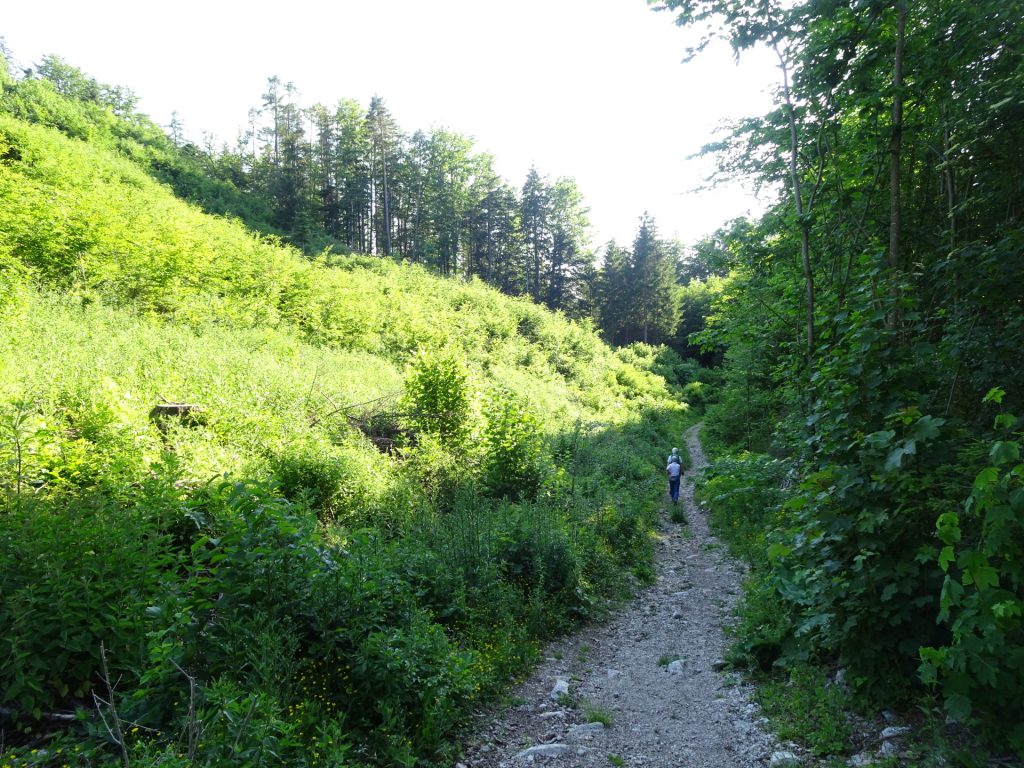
[666,447,682,504]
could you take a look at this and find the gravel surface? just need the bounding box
[458,424,787,768]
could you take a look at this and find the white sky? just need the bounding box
[2,0,780,247]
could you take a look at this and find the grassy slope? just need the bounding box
[0,114,686,765]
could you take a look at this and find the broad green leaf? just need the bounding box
[992,600,1022,620]
[911,415,944,442]
[973,467,1000,492]
[885,441,916,471]
[938,545,955,572]
[939,576,964,619]
[945,694,973,722]
[983,387,1006,405]
[989,440,1021,467]
[864,429,896,448]
[994,413,1018,430]
[964,564,999,591]
[935,512,961,544]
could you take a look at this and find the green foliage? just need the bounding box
[597,215,680,347]
[0,490,182,720]
[656,0,1024,758]
[401,350,472,446]
[481,388,546,500]
[583,702,614,727]
[756,665,853,756]
[0,44,719,767]
[697,453,791,565]
[672,274,727,365]
[919,400,1024,751]
[0,71,691,765]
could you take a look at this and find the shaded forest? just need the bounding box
[659,0,1024,759]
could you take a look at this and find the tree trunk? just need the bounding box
[888,0,907,272]
[775,43,816,358]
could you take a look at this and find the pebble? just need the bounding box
[569,722,606,737]
[515,743,572,759]
[667,660,684,674]
[550,678,569,701]
[880,726,911,739]
[879,740,899,758]
[770,750,801,767]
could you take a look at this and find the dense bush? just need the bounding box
[696,453,791,565]
[920,392,1024,751]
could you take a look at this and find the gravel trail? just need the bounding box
[458,424,782,768]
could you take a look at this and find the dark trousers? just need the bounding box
[668,475,681,502]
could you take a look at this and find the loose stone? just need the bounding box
[514,744,572,760]
[770,750,801,767]
[569,722,606,737]
[880,726,910,739]
[549,678,569,701]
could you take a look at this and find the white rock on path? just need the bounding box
[549,678,569,701]
[537,711,565,720]
[515,743,572,760]
[667,660,684,674]
[568,722,606,737]
[770,750,801,767]
[880,725,911,739]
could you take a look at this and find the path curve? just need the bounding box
[459,424,782,768]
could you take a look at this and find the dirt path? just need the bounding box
[459,424,782,768]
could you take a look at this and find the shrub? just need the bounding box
[480,388,546,500]
[919,392,1024,752]
[0,492,182,720]
[401,350,472,446]
[697,452,791,565]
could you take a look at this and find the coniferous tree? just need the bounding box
[333,99,371,252]
[366,96,401,256]
[597,240,634,345]
[466,165,524,292]
[630,214,677,344]
[520,167,552,302]
[546,177,591,314]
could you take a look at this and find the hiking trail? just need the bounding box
[459,423,790,768]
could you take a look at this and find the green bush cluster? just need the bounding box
[696,453,791,566]
[699,300,1024,756]
[919,391,1024,752]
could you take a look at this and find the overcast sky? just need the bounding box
[2,0,780,247]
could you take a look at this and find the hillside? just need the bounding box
[0,78,689,766]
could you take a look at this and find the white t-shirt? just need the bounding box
[667,462,682,479]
